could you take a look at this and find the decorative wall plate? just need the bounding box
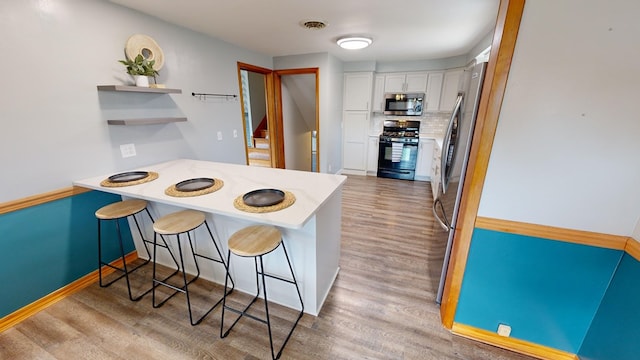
[125,34,164,70]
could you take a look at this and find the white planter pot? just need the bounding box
[134,75,149,87]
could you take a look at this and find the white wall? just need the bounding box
[0,0,272,203]
[478,0,640,236]
[248,71,267,132]
[281,75,316,131]
[281,83,312,171]
[633,217,640,242]
[274,53,344,174]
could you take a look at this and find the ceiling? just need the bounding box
[109,0,499,62]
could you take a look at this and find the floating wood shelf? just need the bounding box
[97,85,182,94]
[107,117,187,126]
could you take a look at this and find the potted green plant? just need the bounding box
[118,54,159,87]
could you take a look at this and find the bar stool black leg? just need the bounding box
[98,217,134,298]
[203,220,236,292]
[153,219,234,326]
[152,232,182,308]
[258,255,277,360]
[220,238,304,360]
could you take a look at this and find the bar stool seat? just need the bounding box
[228,226,282,257]
[96,199,177,301]
[220,225,304,360]
[152,209,234,326]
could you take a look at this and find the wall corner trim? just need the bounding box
[624,237,640,261]
[451,323,579,360]
[0,252,138,333]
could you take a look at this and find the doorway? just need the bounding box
[237,62,275,167]
[274,68,319,172]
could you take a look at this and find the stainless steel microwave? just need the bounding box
[384,93,424,116]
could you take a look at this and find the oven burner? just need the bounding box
[380,120,420,142]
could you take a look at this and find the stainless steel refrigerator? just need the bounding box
[434,61,487,304]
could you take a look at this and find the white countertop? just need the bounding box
[420,133,444,148]
[74,159,347,229]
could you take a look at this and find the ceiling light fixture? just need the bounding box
[336,36,372,50]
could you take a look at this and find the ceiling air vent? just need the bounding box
[301,20,328,30]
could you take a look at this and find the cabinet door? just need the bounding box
[372,75,385,112]
[344,73,373,111]
[439,68,464,111]
[425,72,444,112]
[384,74,406,93]
[343,111,369,172]
[405,73,428,93]
[367,136,379,174]
[415,138,435,181]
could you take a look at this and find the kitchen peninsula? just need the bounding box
[74,159,347,315]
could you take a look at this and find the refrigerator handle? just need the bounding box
[432,197,450,231]
[441,94,463,194]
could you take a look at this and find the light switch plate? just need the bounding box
[120,143,136,158]
[217,131,223,140]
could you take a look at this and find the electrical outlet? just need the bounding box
[233,129,238,138]
[120,143,136,158]
[497,324,511,337]
[217,131,223,140]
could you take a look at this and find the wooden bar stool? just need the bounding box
[220,225,304,360]
[96,199,177,301]
[152,209,234,325]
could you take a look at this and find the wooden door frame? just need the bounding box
[273,68,320,170]
[236,62,276,167]
[440,0,526,328]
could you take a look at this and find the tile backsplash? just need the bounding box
[370,112,451,136]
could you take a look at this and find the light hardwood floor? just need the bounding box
[0,175,536,359]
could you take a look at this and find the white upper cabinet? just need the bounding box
[372,75,385,112]
[425,72,444,112]
[439,68,464,112]
[383,74,406,93]
[405,73,428,92]
[343,72,373,111]
[383,73,428,93]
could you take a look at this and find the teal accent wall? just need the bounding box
[579,253,640,360]
[454,228,622,353]
[0,191,133,318]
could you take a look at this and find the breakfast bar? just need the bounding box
[74,159,347,316]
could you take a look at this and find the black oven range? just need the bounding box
[377,120,420,180]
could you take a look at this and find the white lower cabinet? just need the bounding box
[431,141,442,199]
[342,111,369,175]
[367,136,379,175]
[415,138,435,181]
